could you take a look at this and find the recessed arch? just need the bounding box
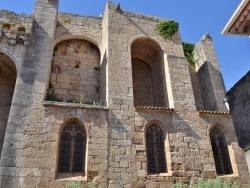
[0,47,19,71]
[0,51,17,157]
[48,38,101,104]
[53,35,101,51]
[131,37,168,107]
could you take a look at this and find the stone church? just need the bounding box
[0,0,249,187]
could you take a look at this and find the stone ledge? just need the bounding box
[135,106,174,113]
[43,101,109,110]
[198,110,231,117]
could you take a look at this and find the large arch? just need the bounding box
[131,37,168,107]
[48,39,101,104]
[0,51,17,157]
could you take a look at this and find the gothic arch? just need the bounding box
[57,118,87,175]
[53,34,101,51]
[130,37,168,107]
[48,38,101,104]
[209,127,233,175]
[0,47,19,71]
[145,124,167,174]
[0,51,17,157]
[144,120,172,175]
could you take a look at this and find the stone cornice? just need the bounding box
[43,101,109,110]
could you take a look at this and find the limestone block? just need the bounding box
[201,171,216,178]
[138,170,146,177]
[7,39,16,46]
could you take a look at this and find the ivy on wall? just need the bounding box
[156,20,179,39]
[182,42,195,68]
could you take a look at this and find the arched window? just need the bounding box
[146,124,167,174]
[58,122,86,173]
[210,128,233,175]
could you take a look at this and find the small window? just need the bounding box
[210,128,233,175]
[146,124,167,174]
[58,122,86,173]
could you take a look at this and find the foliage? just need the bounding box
[45,89,63,102]
[182,42,196,68]
[93,99,103,106]
[172,178,239,188]
[62,182,81,188]
[156,20,179,39]
[66,94,85,104]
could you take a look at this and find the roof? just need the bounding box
[198,110,231,116]
[135,106,174,111]
[222,0,250,35]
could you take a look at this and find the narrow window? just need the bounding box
[146,124,167,174]
[58,122,86,173]
[210,128,233,175]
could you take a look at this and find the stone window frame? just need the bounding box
[56,118,88,181]
[144,120,173,177]
[209,124,239,177]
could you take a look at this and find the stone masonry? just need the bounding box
[227,70,250,173]
[0,1,249,187]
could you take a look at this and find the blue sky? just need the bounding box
[0,0,249,91]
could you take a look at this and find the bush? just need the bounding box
[156,20,179,39]
[182,42,195,68]
[63,182,81,188]
[172,178,239,188]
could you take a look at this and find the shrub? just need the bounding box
[156,20,179,39]
[172,178,239,188]
[182,42,196,68]
[63,182,81,188]
[45,89,63,102]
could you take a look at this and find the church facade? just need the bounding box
[0,0,249,187]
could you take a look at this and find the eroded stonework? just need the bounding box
[0,1,249,188]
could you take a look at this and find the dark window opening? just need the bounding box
[210,128,233,175]
[146,124,167,174]
[58,123,86,173]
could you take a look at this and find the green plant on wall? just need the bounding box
[156,20,179,39]
[182,42,196,68]
[62,182,81,188]
[171,178,239,188]
[45,89,63,102]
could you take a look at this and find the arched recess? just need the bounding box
[0,52,17,157]
[48,39,101,104]
[131,38,168,107]
[210,127,233,175]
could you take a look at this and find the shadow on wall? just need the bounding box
[99,51,107,106]
[0,52,17,158]
[190,61,226,111]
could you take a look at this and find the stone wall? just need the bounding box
[50,39,100,103]
[43,102,109,188]
[227,71,250,172]
[193,34,227,112]
[0,1,249,187]
[132,59,154,106]
[189,66,204,110]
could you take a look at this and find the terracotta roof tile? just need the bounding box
[135,106,173,111]
[198,110,230,115]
